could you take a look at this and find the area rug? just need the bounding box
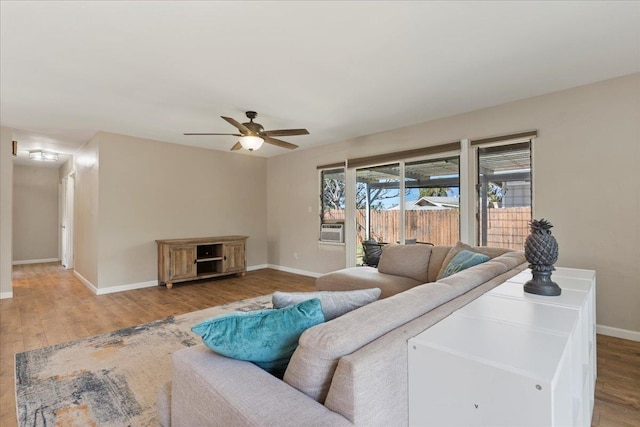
[15,295,272,427]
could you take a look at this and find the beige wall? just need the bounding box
[0,127,13,297]
[74,138,100,286]
[267,73,640,334]
[12,165,60,262]
[73,132,268,290]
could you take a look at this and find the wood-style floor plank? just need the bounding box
[1,262,639,427]
[0,263,316,426]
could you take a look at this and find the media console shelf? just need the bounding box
[156,236,248,289]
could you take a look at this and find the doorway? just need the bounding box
[60,174,75,269]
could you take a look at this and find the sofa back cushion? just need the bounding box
[427,245,452,282]
[436,241,512,280]
[377,244,432,282]
[283,281,458,403]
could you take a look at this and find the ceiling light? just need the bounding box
[239,135,264,151]
[29,150,59,161]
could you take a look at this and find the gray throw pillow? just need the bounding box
[272,288,382,321]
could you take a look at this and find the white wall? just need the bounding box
[12,165,60,262]
[73,132,269,291]
[267,73,640,335]
[0,127,13,298]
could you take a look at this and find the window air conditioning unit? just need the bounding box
[320,224,344,243]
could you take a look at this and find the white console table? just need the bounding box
[408,267,596,427]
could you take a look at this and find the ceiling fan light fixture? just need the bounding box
[29,150,58,161]
[239,135,264,151]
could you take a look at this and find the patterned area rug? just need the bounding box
[15,295,272,427]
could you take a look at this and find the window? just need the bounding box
[320,168,346,223]
[353,156,460,265]
[355,163,402,245]
[404,157,460,245]
[476,141,532,250]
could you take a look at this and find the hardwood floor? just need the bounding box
[1,263,315,427]
[1,263,639,426]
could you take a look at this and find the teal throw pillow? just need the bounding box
[440,249,490,279]
[191,298,324,378]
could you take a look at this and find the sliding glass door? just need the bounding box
[404,157,460,245]
[355,163,401,264]
[354,156,460,265]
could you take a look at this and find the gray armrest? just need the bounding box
[171,345,353,427]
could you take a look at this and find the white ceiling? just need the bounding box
[2,1,639,165]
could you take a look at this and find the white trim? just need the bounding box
[75,265,301,295]
[74,270,158,295]
[12,258,60,265]
[0,291,13,299]
[596,324,640,342]
[317,241,345,247]
[460,139,475,244]
[266,264,322,278]
[73,270,98,294]
[95,280,157,295]
[345,166,357,267]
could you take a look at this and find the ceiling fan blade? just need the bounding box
[221,116,252,134]
[263,129,309,137]
[263,136,298,150]
[184,133,242,136]
[230,141,242,151]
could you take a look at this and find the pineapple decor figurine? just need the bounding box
[524,218,561,296]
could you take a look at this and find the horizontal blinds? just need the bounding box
[316,130,537,169]
[347,141,460,169]
[470,130,537,146]
[316,162,346,170]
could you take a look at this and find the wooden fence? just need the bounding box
[482,207,531,250]
[354,207,531,251]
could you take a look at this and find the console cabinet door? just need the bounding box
[223,242,245,273]
[169,246,197,281]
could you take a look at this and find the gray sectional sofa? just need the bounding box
[158,242,526,426]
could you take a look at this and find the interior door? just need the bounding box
[61,174,75,269]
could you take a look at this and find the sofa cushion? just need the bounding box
[316,266,421,299]
[436,241,512,280]
[191,298,325,378]
[323,261,527,426]
[284,281,459,403]
[439,249,490,279]
[437,251,525,294]
[272,288,381,321]
[377,244,432,283]
[427,245,453,282]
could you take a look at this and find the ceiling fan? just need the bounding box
[184,111,309,151]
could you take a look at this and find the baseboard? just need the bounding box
[266,264,322,278]
[0,291,13,299]
[73,271,99,294]
[247,264,269,272]
[12,258,60,265]
[597,324,640,342]
[73,271,158,295]
[95,280,157,295]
